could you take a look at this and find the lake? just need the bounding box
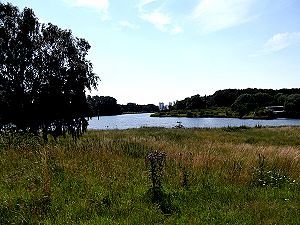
[88,113,300,130]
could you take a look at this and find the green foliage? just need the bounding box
[86,96,159,117]
[285,94,300,116]
[87,95,121,116]
[173,94,205,110]
[231,92,275,117]
[121,103,159,113]
[276,93,288,105]
[169,88,300,118]
[0,3,99,139]
[212,89,241,107]
[152,107,237,118]
[231,94,255,116]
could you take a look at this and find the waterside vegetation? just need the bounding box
[152,88,300,119]
[87,96,159,117]
[1,126,300,224]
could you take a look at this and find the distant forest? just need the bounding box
[86,95,159,117]
[157,88,300,118]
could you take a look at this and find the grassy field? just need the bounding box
[1,126,300,224]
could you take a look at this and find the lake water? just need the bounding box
[88,113,300,130]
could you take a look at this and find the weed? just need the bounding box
[178,152,193,189]
[146,150,166,197]
[252,154,296,188]
[145,150,176,214]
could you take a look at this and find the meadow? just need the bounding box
[1,126,300,224]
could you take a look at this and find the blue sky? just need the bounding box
[6,0,300,104]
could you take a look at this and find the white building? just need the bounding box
[159,102,165,111]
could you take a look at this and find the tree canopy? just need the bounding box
[87,96,121,116]
[284,94,300,117]
[0,3,99,139]
[120,103,159,113]
[170,88,300,118]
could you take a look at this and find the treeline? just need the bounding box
[170,88,300,118]
[121,102,159,114]
[87,95,159,117]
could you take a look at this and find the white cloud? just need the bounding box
[193,0,257,33]
[138,0,183,35]
[64,0,109,20]
[264,32,300,52]
[252,32,300,56]
[140,11,171,31]
[119,20,139,30]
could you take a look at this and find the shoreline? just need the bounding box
[150,114,284,120]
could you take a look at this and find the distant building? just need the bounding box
[159,102,165,111]
[265,106,285,117]
[265,106,285,114]
[159,102,173,110]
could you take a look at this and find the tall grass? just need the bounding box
[0,127,300,224]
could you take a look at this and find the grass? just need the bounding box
[1,126,300,224]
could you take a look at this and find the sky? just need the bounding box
[4,0,300,105]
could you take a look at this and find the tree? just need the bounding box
[87,96,121,116]
[120,103,159,113]
[284,94,300,117]
[231,94,256,117]
[252,92,274,107]
[0,3,99,139]
[186,94,205,109]
[231,92,275,117]
[275,93,288,105]
[212,89,241,107]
